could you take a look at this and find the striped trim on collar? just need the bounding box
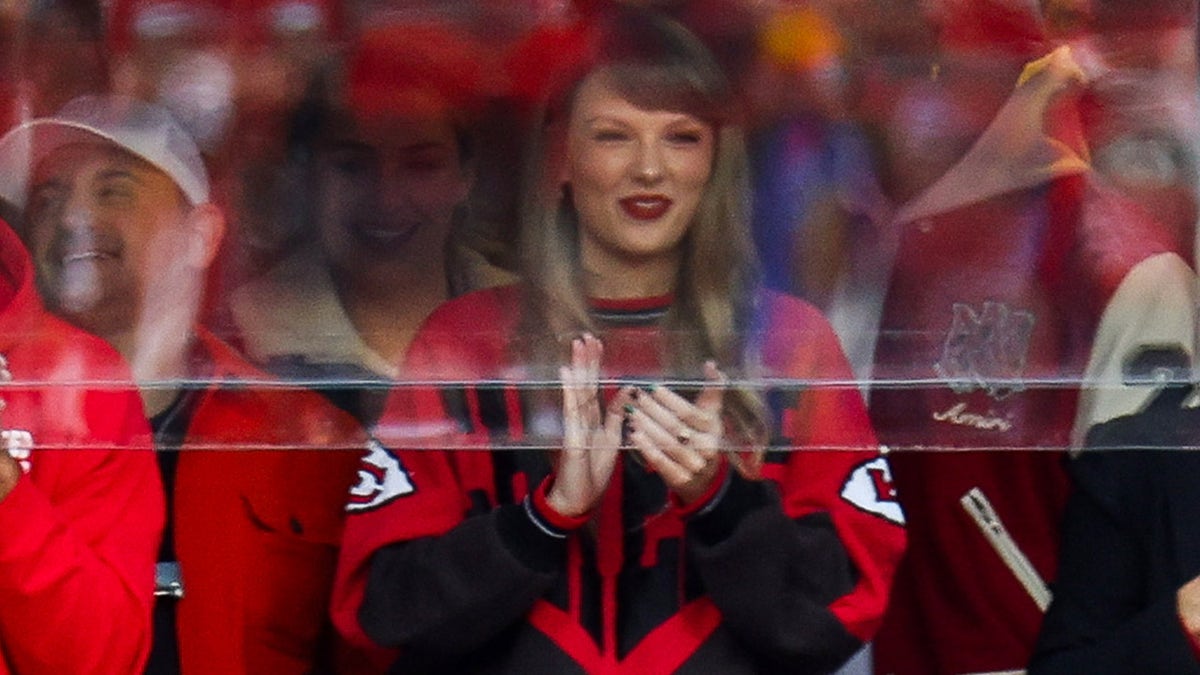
[588,293,674,326]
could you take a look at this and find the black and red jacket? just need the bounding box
[333,285,905,674]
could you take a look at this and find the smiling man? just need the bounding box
[0,95,370,675]
[0,217,160,675]
[13,103,219,413]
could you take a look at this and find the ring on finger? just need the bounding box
[676,427,692,445]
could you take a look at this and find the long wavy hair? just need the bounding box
[516,10,769,467]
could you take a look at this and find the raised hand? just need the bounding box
[627,361,728,504]
[546,333,633,518]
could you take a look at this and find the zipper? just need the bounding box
[960,486,1052,612]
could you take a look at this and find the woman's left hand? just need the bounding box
[627,361,727,504]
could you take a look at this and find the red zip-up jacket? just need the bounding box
[0,217,163,674]
[333,286,906,674]
[168,329,369,674]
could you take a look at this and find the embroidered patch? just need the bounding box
[840,456,905,525]
[346,438,415,513]
[935,301,1035,400]
[931,401,1014,432]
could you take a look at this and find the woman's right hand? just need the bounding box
[546,333,632,519]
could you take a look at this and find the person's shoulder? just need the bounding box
[1084,386,1200,452]
[756,289,840,346]
[22,311,136,383]
[420,284,522,335]
[754,289,856,380]
[192,329,364,441]
[401,285,524,379]
[757,289,828,323]
[1075,386,1200,504]
[6,312,150,450]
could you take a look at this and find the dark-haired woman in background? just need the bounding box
[332,10,905,674]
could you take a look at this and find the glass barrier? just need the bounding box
[0,2,1195,674]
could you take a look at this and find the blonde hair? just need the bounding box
[516,10,769,472]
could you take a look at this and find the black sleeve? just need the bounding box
[1030,444,1200,675]
[358,503,564,668]
[687,473,862,673]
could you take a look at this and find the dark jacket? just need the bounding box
[1031,386,1200,674]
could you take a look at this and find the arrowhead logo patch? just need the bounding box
[347,438,416,513]
[840,456,905,525]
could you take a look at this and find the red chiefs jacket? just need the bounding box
[169,329,369,674]
[0,217,163,675]
[333,286,906,674]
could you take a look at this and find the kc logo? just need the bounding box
[346,438,415,513]
[841,456,904,525]
[934,302,1035,400]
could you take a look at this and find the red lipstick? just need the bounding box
[619,195,672,220]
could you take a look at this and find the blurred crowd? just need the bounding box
[2,0,1195,369]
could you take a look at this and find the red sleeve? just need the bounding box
[765,295,907,641]
[331,315,484,670]
[330,395,480,667]
[0,386,162,674]
[333,293,511,667]
[777,376,907,641]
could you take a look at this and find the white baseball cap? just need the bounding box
[0,94,210,209]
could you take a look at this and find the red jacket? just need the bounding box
[871,171,1193,674]
[171,329,369,674]
[333,286,906,674]
[867,48,1196,672]
[0,218,163,675]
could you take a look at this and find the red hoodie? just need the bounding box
[0,217,163,674]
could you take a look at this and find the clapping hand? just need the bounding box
[545,334,634,518]
[626,361,727,504]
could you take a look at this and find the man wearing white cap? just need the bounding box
[0,95,218,389]
[0,117,162,673]
[0,95,370,674]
